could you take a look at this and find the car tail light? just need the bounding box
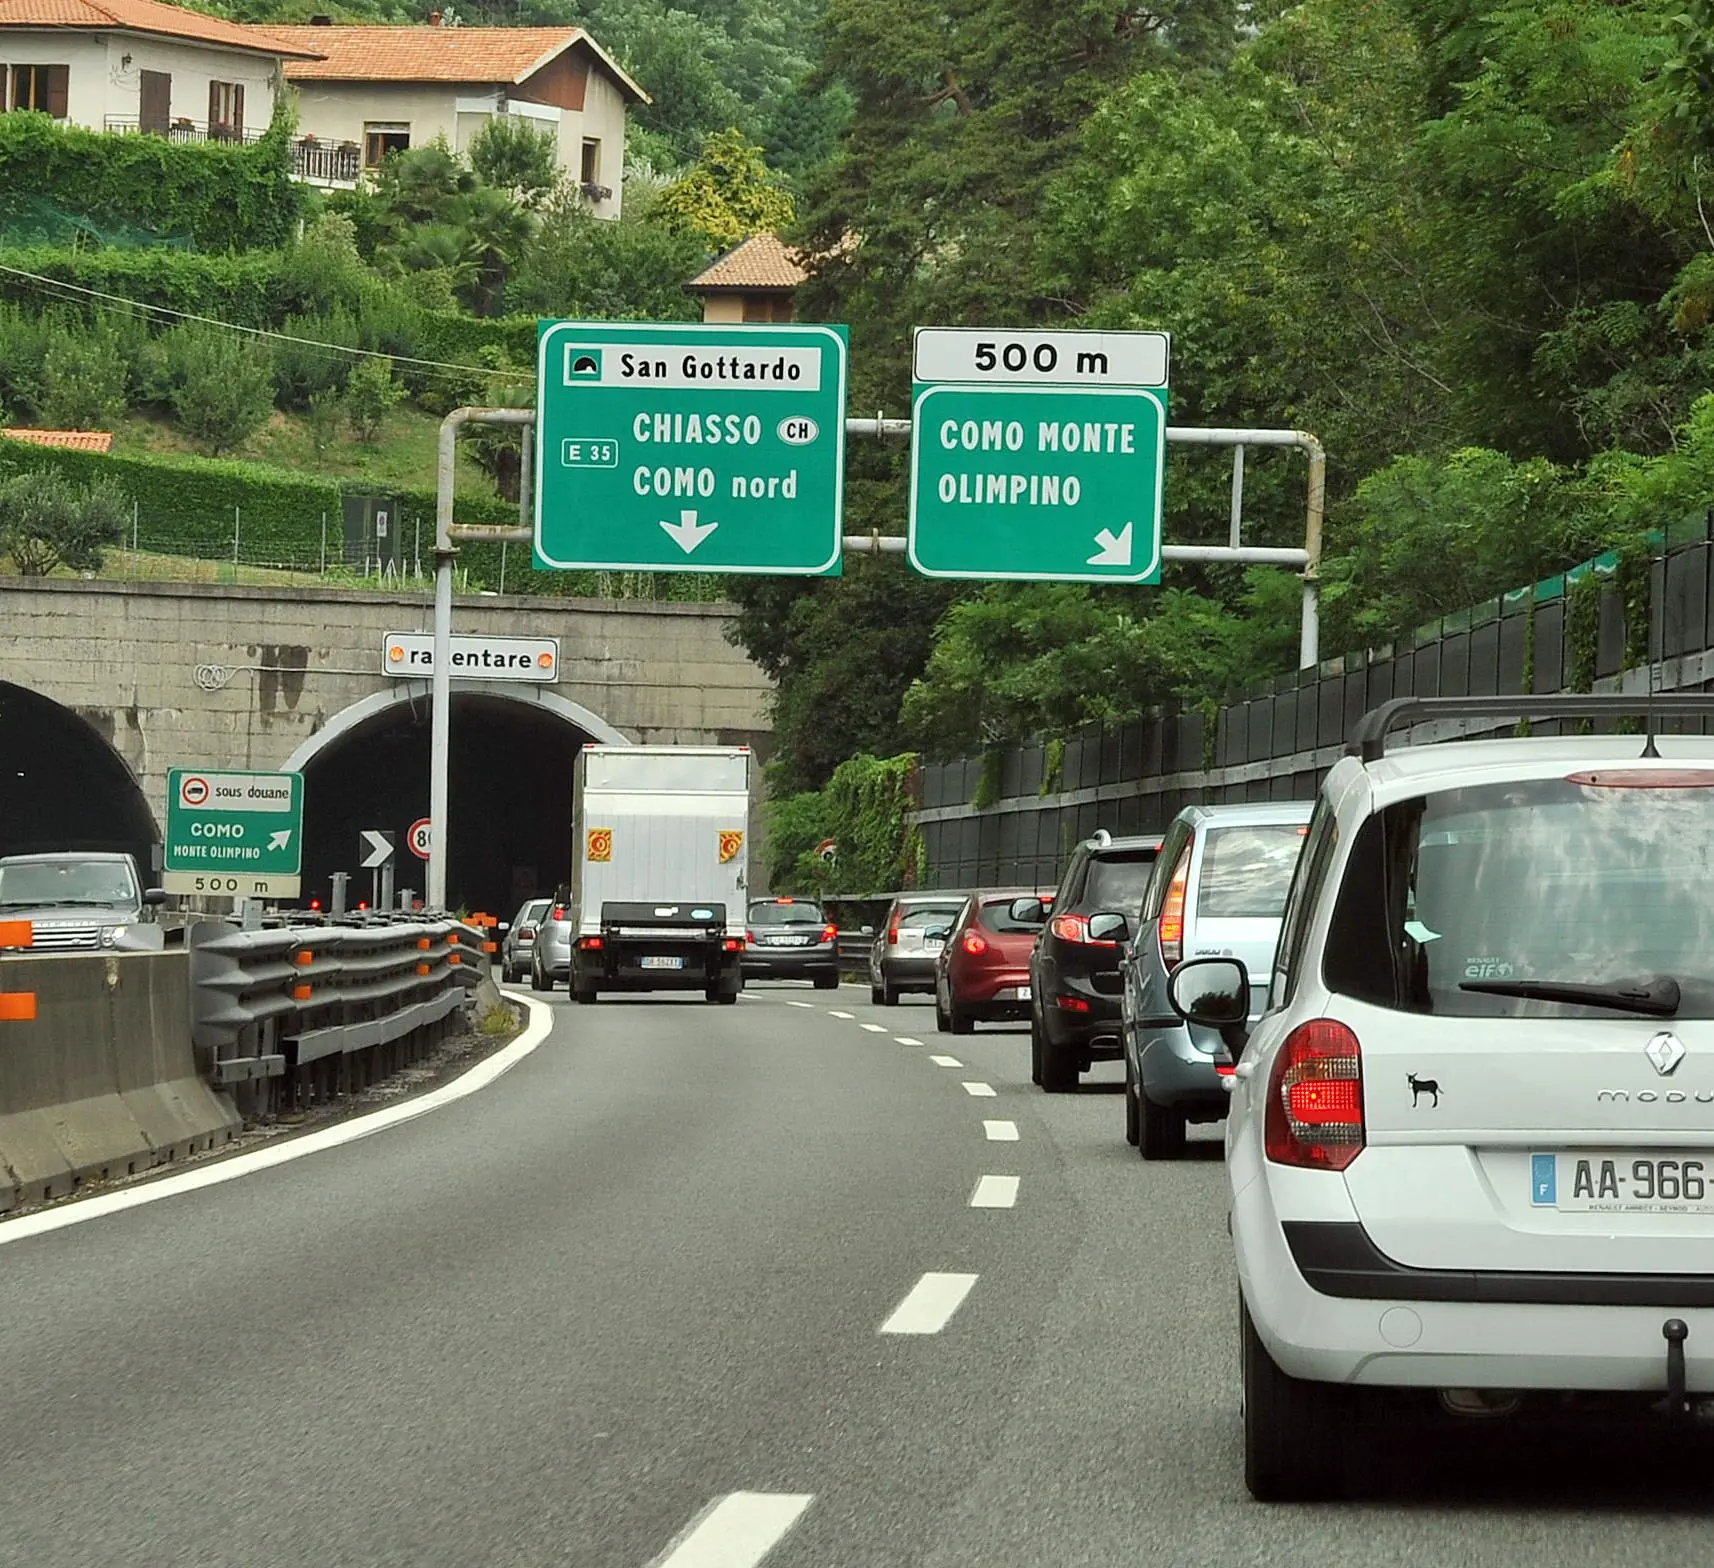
[1264,1019,1364,1171]
[962,930,989,956]
[1055,994,1090,1013]
[520,925,536,940]
[723,937,744,952]
[745,929,756,944]
[1158,852,1191,970]
[822,924,838,942]
[577,936,603,952]
[552,905,565,921]
[887,921,900,945]
[1049,913,1119,947]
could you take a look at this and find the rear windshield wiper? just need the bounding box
[1459,975,1682,1017]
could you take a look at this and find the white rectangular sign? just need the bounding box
[162,871,301,897]
[383,633,559,682]
[912,328,1170,388]
[559,341,823,392]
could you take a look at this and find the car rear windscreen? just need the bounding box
[898,904,961,930]
[750,900,825,925]
[1196,825,1308,919]
[1085,852,1158,912]
[1325,775,1714,1017]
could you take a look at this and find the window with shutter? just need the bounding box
[45,63,67,118]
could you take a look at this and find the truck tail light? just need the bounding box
[962,930,989,956]
[577,936,603,952]
[1049,914,1119,947]
[1158,849,1191,970]
[1264,1019,1364,1171]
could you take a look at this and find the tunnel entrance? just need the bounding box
[296,692,595,918]
[0,683,158,872]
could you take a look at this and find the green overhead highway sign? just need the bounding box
[908,328,1169,585]
[533,321,849,575]
[164,768,303,898]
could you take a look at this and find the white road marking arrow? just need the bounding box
[1088,521,1134,568]
[268,830,293,852]
[660,509,718,554]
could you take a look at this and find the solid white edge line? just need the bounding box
[0,991,557,1247]
[983,1120,1020,1141]
[828,1010,854,1019]
[879,1271,979,1335]
[646,1492,815,1568]
[970,1174,1020,1209]
[929,1054,962,1068]
[961,1081,997,1097]
[894,1036,923,1046]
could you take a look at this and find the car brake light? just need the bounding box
[1159,851,1191,970]
[723,937,744,952]
[1049,913,1119,947]
[887,922,900,945]
[962,930,989,955]
[1264,1019,1364,1171]
[552,905,565,921]
[577,936,603,951]
[1055,994,1090,1013]
[822,924,838,942]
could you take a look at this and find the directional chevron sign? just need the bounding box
[908,328,1169,585]
[533,321,848,575]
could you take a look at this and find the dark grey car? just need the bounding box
[1121,803,1310,1159]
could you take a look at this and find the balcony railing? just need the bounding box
[101,117,362,184]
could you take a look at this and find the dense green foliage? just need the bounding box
[0,469,126,575]
[763,752,923,893]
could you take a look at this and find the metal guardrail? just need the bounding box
[836,933,875,967]
[189,915,493,1112]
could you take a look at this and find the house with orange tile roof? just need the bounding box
[254,19,647,216]
[0,428,114,452]
[0,0,318,151]
[686,234,813,324]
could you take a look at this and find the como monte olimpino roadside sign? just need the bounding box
[164,768,303,898]
[533,321,849,575]
[908,328,1170,584]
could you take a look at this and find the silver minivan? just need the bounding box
[869,892,966,1005]
[1121,802,1311,1158]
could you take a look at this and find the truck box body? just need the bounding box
[569,745,750,1001]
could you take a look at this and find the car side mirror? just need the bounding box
[1088,910,1129,944]
[143,887,167,906]
[1008,896,1046,924]
[1167,957,1251,1057]
[497,922,510,934]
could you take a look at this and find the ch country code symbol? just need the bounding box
[180,775,210,807]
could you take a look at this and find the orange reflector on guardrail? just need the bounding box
[417,937,432,950]
[482,940,498,954]
[448,933,460,945]
[0,992,38,1021]
[291,983,313,1002]
[0,920,33,948]
[448,953,462,965]
[415,962,431,976]
[295,950,315,967]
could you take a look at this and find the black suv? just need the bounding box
[1027,830,1163,1093]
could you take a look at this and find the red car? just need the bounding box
[932,889,1055,1034]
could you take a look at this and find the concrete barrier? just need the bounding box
[0,951,239,1209]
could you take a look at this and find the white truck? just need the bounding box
[566,744,751,1005]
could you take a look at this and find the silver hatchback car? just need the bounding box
[1121,802,1311,1159]
[869,892,966,1006]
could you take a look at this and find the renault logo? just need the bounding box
[1645,1032,1687,1077]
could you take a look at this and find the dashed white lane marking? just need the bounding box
[647,1492,814,1568]
[879,1272,979,1335]
[860,1023,888,1033]
[829,1010,855,1020]
[970,1175,1020,1209]
[962,1081,997,1097]
[929,1054,962,1068]
[0,993,557,1247]
[983,1120,1020,1141]
[785,1000,816,1010]
[894,1036,923,1046]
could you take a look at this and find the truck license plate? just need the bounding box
[640,955,684,970]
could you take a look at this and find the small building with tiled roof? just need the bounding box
[0,428,114,453]
[0,0,317,146]
[686,234,812,324]
[255,19,646,216]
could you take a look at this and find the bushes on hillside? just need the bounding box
[0,468,126,575]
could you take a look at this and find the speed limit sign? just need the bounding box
[407,818,433,860]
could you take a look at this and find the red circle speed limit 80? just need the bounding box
[408,818,433,860]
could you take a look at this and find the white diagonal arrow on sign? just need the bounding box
[660,508,718,554]
[267,830,293,852]
[1088,522,1133,568]
[359,829,394,869]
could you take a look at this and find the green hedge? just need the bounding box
[0,113,305,253]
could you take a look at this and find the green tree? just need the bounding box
[38,320,129,429]
[343,354,405,443]
[0,469,126,575]
[161,325,276,455]
[469,114,560,206]
[653,128,796,250]
[506,197,708,318]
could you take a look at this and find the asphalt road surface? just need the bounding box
[2,983,1710,1567]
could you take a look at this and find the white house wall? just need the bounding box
[0,32,281,133]
[576,69,627,219]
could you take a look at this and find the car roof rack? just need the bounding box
[1349,694,1714,763]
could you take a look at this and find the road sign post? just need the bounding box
[533,321,848,575]
[908,328,1170,584]
[165,769,303,899]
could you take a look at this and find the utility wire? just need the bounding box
[0,259,539,384]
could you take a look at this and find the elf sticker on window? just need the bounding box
[586,828,613,862]
[719,830,745,864]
